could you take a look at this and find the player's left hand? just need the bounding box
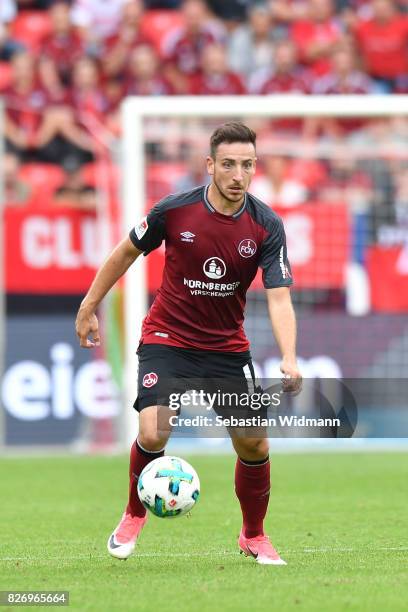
[280,360,302,396]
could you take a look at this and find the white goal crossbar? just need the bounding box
[121,94,408,447]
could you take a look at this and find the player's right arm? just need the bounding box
[76,236,142,348]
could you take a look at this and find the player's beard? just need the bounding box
[213,172,246,206]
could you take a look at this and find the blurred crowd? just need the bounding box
[0,0,407,216]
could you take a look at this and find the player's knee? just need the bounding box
[138,431,169,452]
[237,437,269,460]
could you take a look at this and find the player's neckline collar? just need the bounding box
[203,185,247,222]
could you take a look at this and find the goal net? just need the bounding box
[122,95,408,448]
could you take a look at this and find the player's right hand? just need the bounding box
[75,308,101,348]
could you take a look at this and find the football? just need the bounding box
[137,456,200,518]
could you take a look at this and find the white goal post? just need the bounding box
[121,94,408,447]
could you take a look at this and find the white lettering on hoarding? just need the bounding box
[1,343,119,421]
[74,361,119,419]
[22,217,52,269]
[54,218,82,268]
[2,361,50,420]
[21,216,102,270]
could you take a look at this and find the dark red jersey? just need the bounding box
[124,75,174,96]
[312,70,372,94]
[355,16,408,79]
[291,18,342,76]
[260,71,311,94]
[40,32,85,83]
[129,186,292,352]
[3,85,50,134]
[164,30,217,75]
[190,72,246,95]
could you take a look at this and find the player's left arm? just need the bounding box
[266,287,302,394]
[258,212,302,393]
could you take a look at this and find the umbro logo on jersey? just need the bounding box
[180,231,195,243]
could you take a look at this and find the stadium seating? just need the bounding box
[10,11,52,51]
[19,162,65,200]
[82,161,120,191]
[140,9,185,54]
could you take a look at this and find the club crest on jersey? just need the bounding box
[180,231,195,243]
[238,239,257,258]
[135,217,148,240]
[143,372,158,388]
[203,257,226,279]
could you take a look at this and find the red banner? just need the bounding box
[367,246,408,312]
[4,202,350,294]
[5,208,101,294]
[147,202,350,291]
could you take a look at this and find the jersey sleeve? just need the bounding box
[129,202,166,255]
[259,217,293,288]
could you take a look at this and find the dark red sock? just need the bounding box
[126,439,165,517]
[235,457,270,538]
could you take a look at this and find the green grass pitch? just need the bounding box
[0,452,407,611]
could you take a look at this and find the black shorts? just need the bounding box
[134,343,257,413]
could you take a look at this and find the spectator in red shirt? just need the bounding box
[162,0,224,93]
[39,0,85,88]
[312,44,374,136]
[312,44,374,93]
[102,0,152,79]
[190,43,246,95]
[3,51,55,152]
[252,40,311,94]
[252,40,311,136]
[124,45,174,95]
[69,55,125,146]
[70,56,112,126]
[291,0,343,76]
[354,0,408,91]
[3,51,92,162]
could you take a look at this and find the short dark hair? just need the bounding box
[210,122,256,158]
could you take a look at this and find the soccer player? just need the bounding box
[75,122,302,565]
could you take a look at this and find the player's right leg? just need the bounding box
[108,343,199,559]
[107,405,173,560]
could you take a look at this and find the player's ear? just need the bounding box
[206,155,214,176]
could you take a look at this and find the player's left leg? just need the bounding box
[231,434,286,565]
